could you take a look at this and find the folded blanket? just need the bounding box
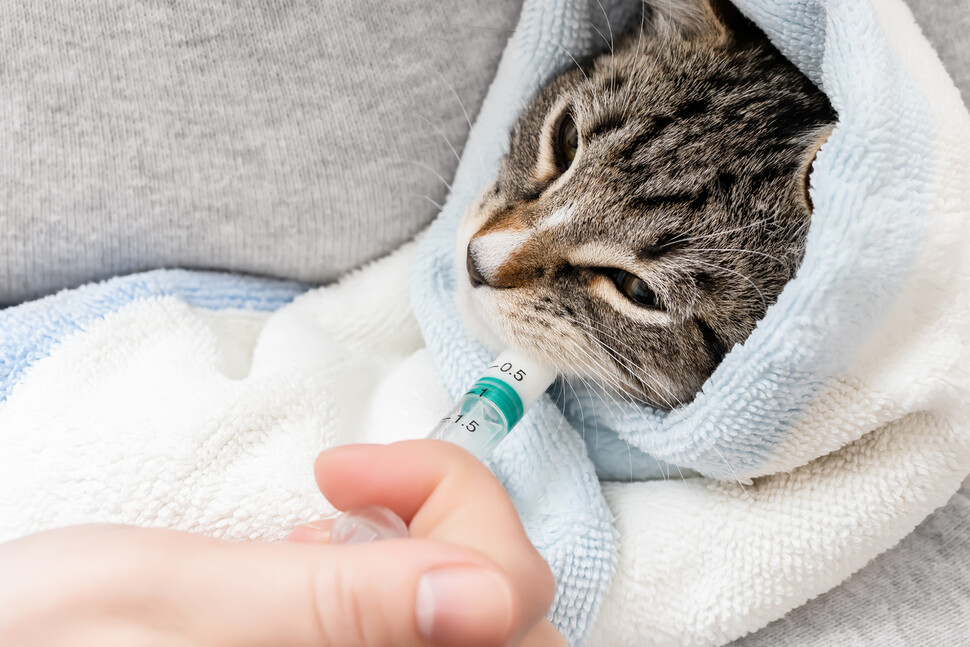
[1,1,968,646]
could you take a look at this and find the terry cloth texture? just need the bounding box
[0,0,522,305]
[732,477,970,646]
[1,1,969,646]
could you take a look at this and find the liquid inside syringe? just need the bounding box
[329,350,557,544]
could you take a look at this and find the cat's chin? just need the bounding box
[454,281,508,353]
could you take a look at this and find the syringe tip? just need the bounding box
[330,505,409,544]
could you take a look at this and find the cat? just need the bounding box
[455,0,836,410]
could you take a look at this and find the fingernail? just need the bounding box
[416,567,513,644]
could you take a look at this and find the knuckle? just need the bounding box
[311,565,373,646]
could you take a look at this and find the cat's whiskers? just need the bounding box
[689,247,790,271]
[559,314,682,412]
[569,330,671,445]
[620,0,676,120]
[592,339,680,412]
[580,4,612,55]
[407,193,444,211]
[429,67,484,171]
[389,158,453,192]
[660,215,773,249]
[551,43,592,84]
[561,319,659,402]
[563,304,744,490]
[415,113,464,166]
[571,369,643,484]
[564,349,654,460]
[574,350,644,417]
[556,334,634,413]
[519,332,612,456]
[541,326,649,423]
[561,317,725,491]
[617,1,648,122]
[570,372,609,444]
[559,317,699,485]
[690,258,768,313]
[568,320,745,490]
[523,310,718,487]
[591,0,617,108]
[543,344,592,444]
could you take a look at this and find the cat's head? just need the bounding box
[456,0,836,409]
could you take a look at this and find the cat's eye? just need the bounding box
[555,113,579,171]
[612,270,659,308]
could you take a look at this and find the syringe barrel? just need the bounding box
[330,350,556,544]
[428,394,508,460]
[475,349,558,423]
[428,350,557,461]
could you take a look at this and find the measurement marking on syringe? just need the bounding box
[451,415,480,432]
[488,363,527,381]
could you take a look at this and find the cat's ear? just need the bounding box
[799,125,835,212]
[644,0,761,42]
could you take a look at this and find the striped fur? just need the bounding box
[456,0,836,408]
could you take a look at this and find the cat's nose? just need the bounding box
[466,244,488,288]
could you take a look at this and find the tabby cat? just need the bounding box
[455,0,836,409]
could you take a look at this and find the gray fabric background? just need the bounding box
[0,0,967,643]
[908,0,970,106]
[0,1,521,304]
[0,0,964,305]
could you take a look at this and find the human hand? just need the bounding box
[0,441,563,646]
[291,440,566,646]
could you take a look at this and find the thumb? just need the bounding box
[156,530,519,647]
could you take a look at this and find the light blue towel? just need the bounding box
[2,1,969,645]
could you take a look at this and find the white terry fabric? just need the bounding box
[0,245,448,539]
[1,0,970,645]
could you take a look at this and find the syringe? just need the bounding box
[329,349,557,544]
